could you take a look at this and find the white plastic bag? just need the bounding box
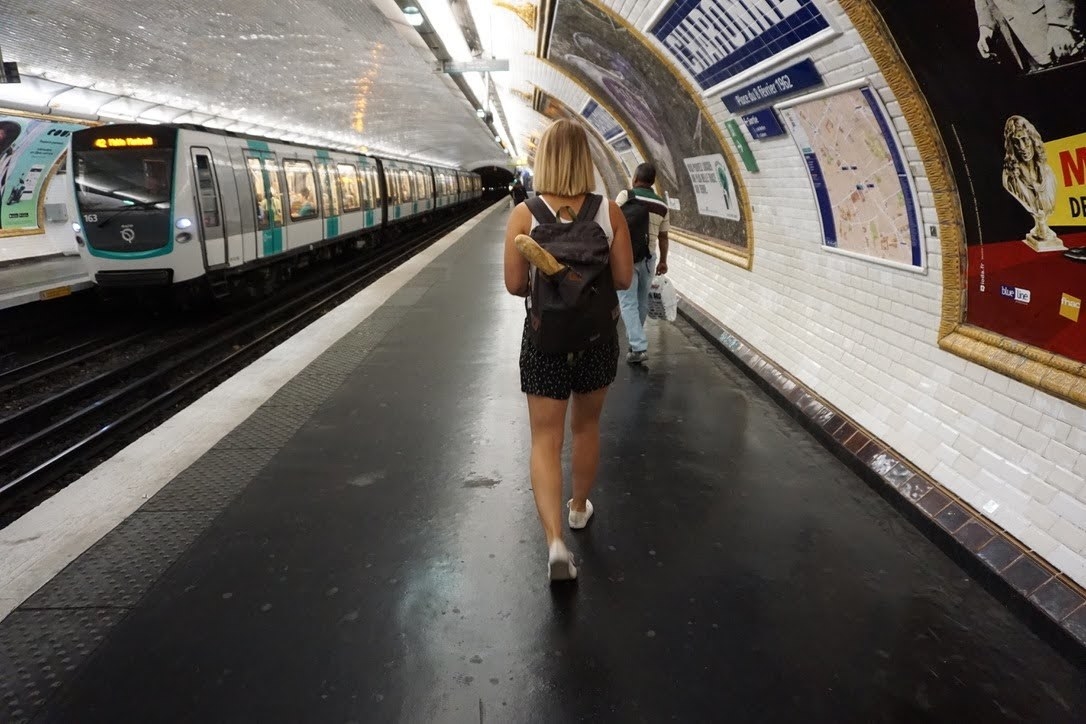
[648,275,678,322]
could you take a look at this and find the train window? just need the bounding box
[359,166,373,210]
[247,156,283,230]
[284,160,319,221]
[387,169,399,205]
[398,170,412,204]
[337,164,361,212]
[318,163,341,218]
[193,153,221,228]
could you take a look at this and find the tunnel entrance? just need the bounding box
[473,166,515,196]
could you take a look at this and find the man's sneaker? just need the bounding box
[568,499,594,529]
[548,539,577,582]
[626,350,648,365]
[514,234,566,277]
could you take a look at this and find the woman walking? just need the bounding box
[503,119,633,582]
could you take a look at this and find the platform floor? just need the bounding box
[0,254,92,310]
[1,209,1083,722]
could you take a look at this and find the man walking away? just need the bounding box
[616,163,670,364]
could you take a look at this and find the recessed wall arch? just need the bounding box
[537,0,755,270]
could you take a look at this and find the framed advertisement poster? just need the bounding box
[864,0,1086,370]
[777,79,926,272]
[0,115,87,237]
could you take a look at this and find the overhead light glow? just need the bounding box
[476,108,485,118]
[403,5,424,26]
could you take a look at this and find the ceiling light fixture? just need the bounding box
[403,5,424,26]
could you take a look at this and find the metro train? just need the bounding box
[68,123,483,296]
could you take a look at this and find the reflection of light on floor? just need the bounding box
[352,43,385,134]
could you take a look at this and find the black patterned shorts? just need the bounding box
[519,318,619,400]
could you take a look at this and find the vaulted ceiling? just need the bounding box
[0,0,615,170]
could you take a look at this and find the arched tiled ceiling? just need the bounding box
[0,0,706,172]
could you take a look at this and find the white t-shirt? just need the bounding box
[528,194,613,246]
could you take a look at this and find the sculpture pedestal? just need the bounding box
[1023,234,1067,253]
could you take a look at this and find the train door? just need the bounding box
[315,154,342,239]
[189,148,226,267]
[282,158,323,250]
[244,152,286,258]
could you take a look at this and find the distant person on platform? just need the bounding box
[616,163,670,365]
[510,178,528,208]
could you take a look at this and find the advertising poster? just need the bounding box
[533,89,627,198]
[581,100,624,141]
[0,116,86,234]
[776,82,924,270]
[683,154,742,220]
[870,0,1086,363]
[547,0,748,251]
[651,0,832,93]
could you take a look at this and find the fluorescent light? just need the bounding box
[403,5,424,26]
[418,0,471,61]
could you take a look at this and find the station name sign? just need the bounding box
[721,58,823,114]
[93,136,156,148]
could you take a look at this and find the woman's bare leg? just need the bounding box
[570,386,608,512]
[526,394,569,544]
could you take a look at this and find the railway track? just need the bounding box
[0,201,491,517]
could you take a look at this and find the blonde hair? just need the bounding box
[533,119,595,196]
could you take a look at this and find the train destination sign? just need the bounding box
[93,136,156,148]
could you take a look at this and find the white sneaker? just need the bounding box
[548,539,577,582]
[568,499,594,530]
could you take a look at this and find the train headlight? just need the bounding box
[176,232,193,243]
[176,217,193,230]
[71,222,81,233]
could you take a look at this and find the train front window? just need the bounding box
[74,148,173,212]
[72,145,175,253]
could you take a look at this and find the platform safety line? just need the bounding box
[0,199,507,623]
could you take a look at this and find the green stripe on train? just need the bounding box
[262,227,283,256]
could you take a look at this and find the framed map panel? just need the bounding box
[777,79,925,271]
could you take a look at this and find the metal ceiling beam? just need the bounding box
[392,0,516,161]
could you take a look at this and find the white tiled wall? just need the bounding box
[588,0,1086,587]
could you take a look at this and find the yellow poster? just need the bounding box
[1045,131,1086,226]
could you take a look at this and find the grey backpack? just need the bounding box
[525,194,619,355]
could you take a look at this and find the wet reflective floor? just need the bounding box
[27,211,1086,722]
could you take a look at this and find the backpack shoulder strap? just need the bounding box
[576,193,602,222]
[525,196,556,225]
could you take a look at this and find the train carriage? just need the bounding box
[381,158,434,225]
[68,123,480,292]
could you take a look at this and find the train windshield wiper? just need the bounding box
[97,199,170,228]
